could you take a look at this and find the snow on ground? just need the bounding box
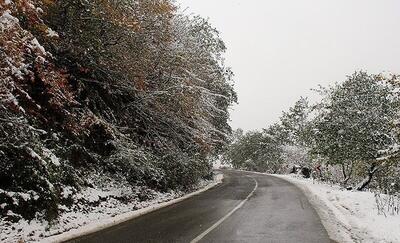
[274,174,400,243]
[212,157,232,169]
[0,173,223,243]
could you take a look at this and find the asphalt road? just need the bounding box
[69,170,333,243]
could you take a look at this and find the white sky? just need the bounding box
[177,0,400,131]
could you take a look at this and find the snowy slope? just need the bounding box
[0,173,223,242]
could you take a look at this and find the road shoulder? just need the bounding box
[42,173,224,243]
[273,174,362,243]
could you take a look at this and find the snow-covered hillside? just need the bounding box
[0,0,236,241]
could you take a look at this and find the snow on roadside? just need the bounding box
[0,173,223,243]
[274,174,400,243]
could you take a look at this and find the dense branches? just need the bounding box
[0,0,236,221]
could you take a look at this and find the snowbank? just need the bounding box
[274,174,400,243]
[0,173,223,243]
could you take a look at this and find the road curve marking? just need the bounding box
[190,176,259,243]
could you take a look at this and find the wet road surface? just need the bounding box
[68,170,332,243]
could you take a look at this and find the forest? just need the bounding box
[0,0,236,224]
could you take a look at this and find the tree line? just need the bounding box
[225,72,400,193]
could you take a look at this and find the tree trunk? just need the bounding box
[341,161,353,186]
[341,164,347,180]
[355,163,378,191]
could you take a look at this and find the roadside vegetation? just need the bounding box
[0,0,236,231]
[224,72,400,214]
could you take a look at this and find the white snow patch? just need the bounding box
[26,147,48,167]
[42,148,61,166]
[18,192,31,201]
[274,174,400,243]
[27,148,41,160]
[61,186,74,199]
[0,10,19,31]
[30,38,46,55]
[0,189,38,207]
[46,28,59,38]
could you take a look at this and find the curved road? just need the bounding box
[69,170,333,243]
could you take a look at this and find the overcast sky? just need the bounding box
[177,0,400,131]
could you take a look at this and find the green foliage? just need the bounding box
[279,97,312,146]
[311,72,399,165]
[225,129,283,173]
